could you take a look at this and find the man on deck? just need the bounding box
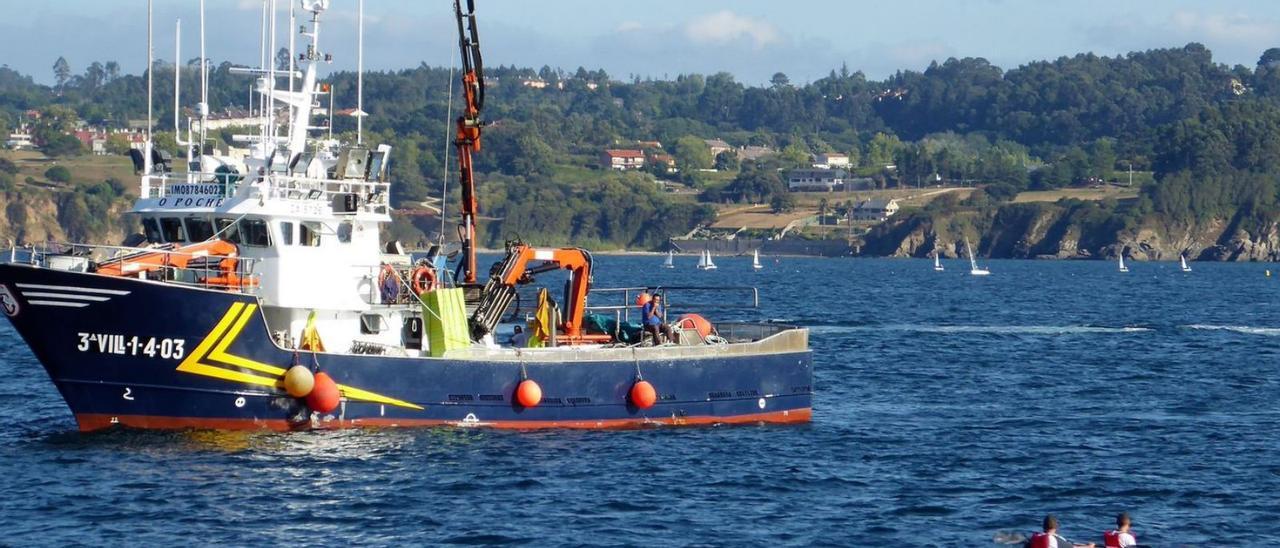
[1028,515,1095,548]
[641,293,676,345]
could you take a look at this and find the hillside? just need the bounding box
[4,43,1280,254]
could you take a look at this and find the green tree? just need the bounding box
[45,164,71,183]
[770,72,790,88]
[866,133,902,168]
[42,134,85,157]
[673,136,712,172]
[105,134,132,155]
[770,192,795,213]
[52,56,71,92]
[714,151,739,171]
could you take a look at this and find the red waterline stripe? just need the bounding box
[74,408,812,432]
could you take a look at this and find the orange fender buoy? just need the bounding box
[283,365,315,398]
[515,379,542,408]
[634,291,651,307]
[306,372,341,414]
[630,380,657,409]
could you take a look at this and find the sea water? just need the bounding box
[1,256,1277,545]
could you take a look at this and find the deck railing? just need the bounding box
[6,242,261,293]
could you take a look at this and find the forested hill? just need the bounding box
[5,43,1280,256]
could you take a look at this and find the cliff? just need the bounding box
[1,190,133,246]
[861,201,1280,262]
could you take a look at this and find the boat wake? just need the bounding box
[1183,324,1280,336]
[807,324,1152,336]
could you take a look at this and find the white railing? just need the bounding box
[6,242,261,293]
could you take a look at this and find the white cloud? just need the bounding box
[616,20,644,33]
[683,10,781,50]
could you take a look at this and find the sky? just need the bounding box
[3,0,1280,86]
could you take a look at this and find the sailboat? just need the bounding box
[1118,252,1129,273]
[752,249,763,270]
[966,238,990,276]
[1180,253,1191,272]
[933,251,945,272]
[662,250,675,269]
[696,249,717,270]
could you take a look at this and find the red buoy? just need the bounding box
[306,372,341,414]
[515,379,542,408]
[630,380,657,409]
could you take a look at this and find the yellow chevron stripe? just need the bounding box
[176,302,423,410]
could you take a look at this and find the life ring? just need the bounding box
[410,265,438,295]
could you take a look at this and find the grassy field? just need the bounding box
[1012,185,1139,203]
[2,149,141,193]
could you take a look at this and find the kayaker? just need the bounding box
[1101,512,1137,547]
[1027,515,1095,548]
[641,293,676,345]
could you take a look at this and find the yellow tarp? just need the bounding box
[299,310,325,352]
[423,287,471,357]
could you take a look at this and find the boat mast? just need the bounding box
[453,0,485,284]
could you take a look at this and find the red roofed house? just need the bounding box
[601,149,646,171]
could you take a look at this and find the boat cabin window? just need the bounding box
[240,219,271,247]
[337,221,352,243]
[141,218,162,243]
[299,222,321,247]
[279,222,294,246]
[160,217,186,243]
[185,218,215,242]
[214,218,240,244]
[211,218,269,247]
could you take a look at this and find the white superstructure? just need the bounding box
[130,0,417,355]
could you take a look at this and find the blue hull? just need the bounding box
[0,264,813,431]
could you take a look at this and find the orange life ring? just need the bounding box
[410,265,438,295]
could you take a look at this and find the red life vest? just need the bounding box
[1103,529,1134,547]
[1028,532,1051,548]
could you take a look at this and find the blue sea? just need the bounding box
[2,256,1279,545]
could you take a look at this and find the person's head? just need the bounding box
[1116,512,1130,529]
[1043,515,1058,533]
[653,294,662,304]
[514,325,523,334]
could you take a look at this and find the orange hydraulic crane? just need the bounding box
[469,242,595,342]
[453,0,484,284]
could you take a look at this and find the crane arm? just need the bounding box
[453,0,484,284]
[468,243,594,341]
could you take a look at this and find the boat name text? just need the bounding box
[76,333,186,359]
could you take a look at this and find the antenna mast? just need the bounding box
[145,0,154,175]
[355,0,365,145]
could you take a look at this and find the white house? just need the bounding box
[601,149,646,170]
[852,198,900,222]
[813,152,850,169]
[787,169,847,191]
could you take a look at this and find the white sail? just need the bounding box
[706,250,717,270]
[663,250,675,269]
[934,252,944,271]
[752,249,762,270]
[966,238,990,276]
[1118,253,1128,272]
[1180,254,1191,272]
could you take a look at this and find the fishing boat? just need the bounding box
[662,250,675,269]
[0,0,811,432]
[1118,253,1129,273]
[1180,254,1191,272]
[696,249,718,271]
[752,249,763,270]
[966,238,990,276]
[933,252,944,272]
